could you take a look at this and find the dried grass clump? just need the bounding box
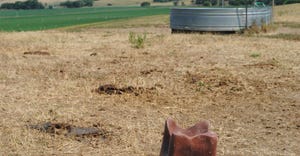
[243,23,276,35]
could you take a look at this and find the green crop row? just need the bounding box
[0,6,170,31]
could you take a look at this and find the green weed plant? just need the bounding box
[129,32,147,49]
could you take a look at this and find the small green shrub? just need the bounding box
[153,0,172,2]
[60,0,94,8]
[129,32,147,49]
[141,2,151,7]
[196,80,212,92]
[250,53,261,58]
[196,81,205,92]
[203,0,212,6]
[173,1,179,6]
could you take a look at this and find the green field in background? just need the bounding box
[0,6,170,31]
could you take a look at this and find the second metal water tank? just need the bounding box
[170,7,272,31]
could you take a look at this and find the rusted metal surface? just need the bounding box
[160,118,218,156]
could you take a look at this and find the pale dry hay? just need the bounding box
[275,4,300,23]
[0,4,300,156]
[276,27,300,35]
[1,27,299,155]
[273,4,300,35]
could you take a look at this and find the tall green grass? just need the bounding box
[0,6,170,31]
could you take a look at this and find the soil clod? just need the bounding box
[90,52,97,56]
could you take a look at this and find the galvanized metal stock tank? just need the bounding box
[170,7,272,31]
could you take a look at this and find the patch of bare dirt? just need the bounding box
[140,69,163,75]
[243,59,280,69]
[28,122,111,140]
[95,84,155,95]
[185,68,245,94]
[23,51,50,56]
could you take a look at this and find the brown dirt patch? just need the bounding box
[140,69,163,75]
[95,84,155,95]
[243,59,279,70]
[29,122,111,140]
[185,68,245,94]
[23,51,50,56]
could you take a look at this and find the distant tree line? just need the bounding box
[60,0,94,8]
[141,1,151,7]
[229,0,299,5]
[194,0,217,6]
[0,0,95,10]
[228,0,257,6]
[273,0,299,5]
[194,0,299,6]
[153,0,173,2]
[0,0,44,9]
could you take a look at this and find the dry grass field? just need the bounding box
[0,4,299,156]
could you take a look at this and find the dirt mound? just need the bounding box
[23,51,50,56]
[90,52,97,56]
[186,68,245,94]
[28,122,111,140]
[95,84,155,95]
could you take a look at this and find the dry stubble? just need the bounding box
[0,4,300,156]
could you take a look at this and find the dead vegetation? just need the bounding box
[0,4,299,156]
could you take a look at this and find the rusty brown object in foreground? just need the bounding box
[160,118,218,156]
